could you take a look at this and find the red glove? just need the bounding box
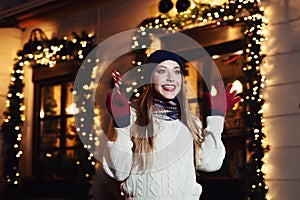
[204,82,241,116]
[106,91,130,127]
[225,83,241,111]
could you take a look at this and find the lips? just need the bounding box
[162,84,176,91]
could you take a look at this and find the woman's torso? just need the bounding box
[123,119,202,199]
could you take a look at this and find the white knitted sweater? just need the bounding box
[102,110,225,200]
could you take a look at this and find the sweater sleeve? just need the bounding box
[195,116,226,172]
[102,109,135,181]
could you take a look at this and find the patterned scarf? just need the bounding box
[152,98,181,120]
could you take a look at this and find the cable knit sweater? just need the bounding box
[102,108,225,200]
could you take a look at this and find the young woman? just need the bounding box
[103,50,240,200]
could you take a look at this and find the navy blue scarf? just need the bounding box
[152,98,181,120]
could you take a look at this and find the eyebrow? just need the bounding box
[156,65,180,69]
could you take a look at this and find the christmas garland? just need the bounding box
[1,1,270,199]
[1,30,96,191]
[131,0,270,199]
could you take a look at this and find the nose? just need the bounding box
[166,71,174,82]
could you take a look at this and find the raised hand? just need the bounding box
[204,82,241,116]
[106,91,130,128]
[225,83,241,112]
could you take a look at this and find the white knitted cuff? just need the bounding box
[205,116,224,140]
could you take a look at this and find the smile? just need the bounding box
[162,85,176,91]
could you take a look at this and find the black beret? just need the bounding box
[142,50,185,83]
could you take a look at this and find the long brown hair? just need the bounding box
[130,80,204,172]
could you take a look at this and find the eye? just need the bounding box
[156,69,166,74]
[174,70,181,75]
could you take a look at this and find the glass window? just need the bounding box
[34,81,82,178]
[40,85,61,117]
[40,119,61,149]
[65,82,78,115]
[66,117,79,148]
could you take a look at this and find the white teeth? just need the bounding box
[162,85,175,90]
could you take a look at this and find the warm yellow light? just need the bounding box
[212,55,220,59]
[40,109,45,118]
[5,100,10,107]
[19,105,25,111]
[45,153,52,157]
[266,194,272,200]
[231,80,243,94]
[66,103,79,115]
[200,0,229,6]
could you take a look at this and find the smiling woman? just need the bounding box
[103,49,240,200]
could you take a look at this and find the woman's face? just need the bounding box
[152,60,182,99]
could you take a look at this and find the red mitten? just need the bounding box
[106,91,130,127]
[225,83,241,111]
[204,82,241,116]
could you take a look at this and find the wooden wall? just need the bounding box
[263,0,300,199]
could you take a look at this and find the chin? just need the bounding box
[161,93,177,99]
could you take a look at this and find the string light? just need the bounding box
[1,31,96,189]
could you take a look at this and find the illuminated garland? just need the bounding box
[242,7,270,200]
[1,31,96,190]
[1,56,25,189]
[131,0,269,199]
